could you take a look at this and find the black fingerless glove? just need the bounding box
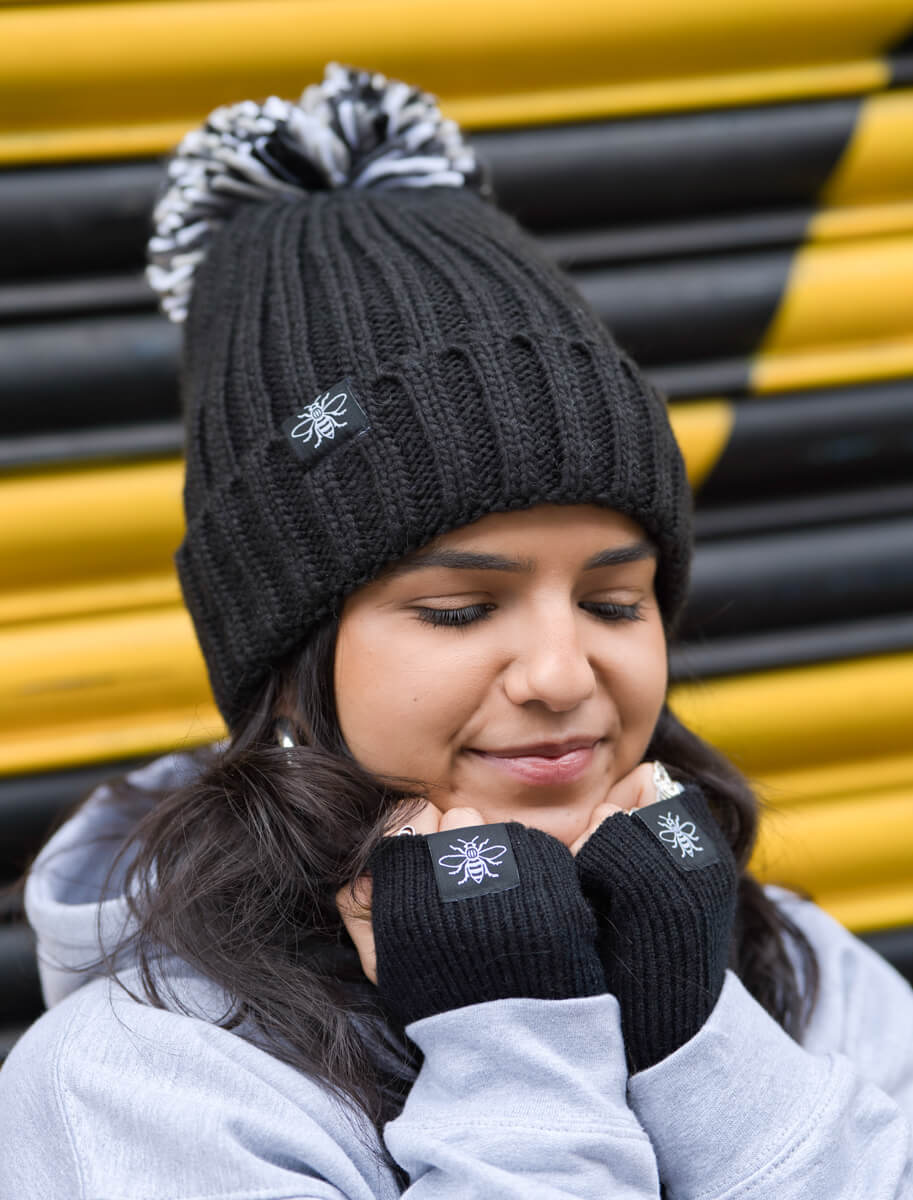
[368,822,605,1028]
[575,784,738,1074]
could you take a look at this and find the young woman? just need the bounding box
[2,63,911,1199]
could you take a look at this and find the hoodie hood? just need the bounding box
[23,747,413,1085]
[25,750,207,1010]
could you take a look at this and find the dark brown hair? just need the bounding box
[89,616,817,1163]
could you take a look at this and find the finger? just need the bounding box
[604,761,657,813]
[569,800,626,856]
[336,875,373,921]
[336,878,377,985]
[438,806,485,833]
[386,799,442,837]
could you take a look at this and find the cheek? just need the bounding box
[610,620,668,759]
[334,616,489,779]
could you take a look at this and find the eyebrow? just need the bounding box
[383,540,655,579]
[583,542,656,569]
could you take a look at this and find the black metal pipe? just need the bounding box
[0,420,183,470]
[0,160,159,282]
[699,379,913,502]
[0,274,153,323]
[0,923,43,1025]
[0,313,179,434]
[694,483,913,540]
[574,249,794,366]
[671,612,913,681]
[861,925,913,985]
[480,98,857,229]
[0,756,152,878]
[0,98,858,280]
[681,514,913,639]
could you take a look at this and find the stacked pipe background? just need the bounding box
[2,0,913,1059]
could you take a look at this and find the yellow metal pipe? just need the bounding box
[806,92,913,248]
[1,0,908,164]
[0,575,181,630]
[810,201,913,244]
[754,786,913,931]
[669,653,913,780]
[0,606,223,773]
[0,458,183,593]
[753,339,913,393]
[820,89,913,209]
[760,235,913,353]
[756,787,913,893]
[818,882,913,935]
[667,400,734,491]
[753,234,913,392]
[762,753,913,807]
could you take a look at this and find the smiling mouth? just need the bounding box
[466,740,602,785]
[475,737,601,758]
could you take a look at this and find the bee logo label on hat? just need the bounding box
[282,377,370,466]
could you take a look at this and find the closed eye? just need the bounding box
[580,601,644,622]
[414,601,643,628]
[414,603,494,628]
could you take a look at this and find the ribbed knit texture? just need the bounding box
[177,186,692,727]
[368,823,605,1028]
[575,785,738,1073]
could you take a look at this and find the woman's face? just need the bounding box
[334,504,667,846]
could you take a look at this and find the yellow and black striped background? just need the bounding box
[2,0,913,1054]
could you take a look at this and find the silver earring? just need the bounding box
[275,718,299,749]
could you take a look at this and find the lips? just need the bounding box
[477,738,599,759]
[466,738,602,785]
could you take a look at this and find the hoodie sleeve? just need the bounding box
[384,993,660,1198]
[627,894,913,1198]
[371,822,663,1196]
[0,972,661,1200]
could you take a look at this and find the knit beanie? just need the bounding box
[147,63,692,730]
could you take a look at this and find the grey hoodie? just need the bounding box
[1,750,911,1198]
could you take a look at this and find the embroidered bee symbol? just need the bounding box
[290,390,349,448]
[656,812,704,860]
[437,835,508,886]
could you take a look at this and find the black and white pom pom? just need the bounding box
[146,63,489,324]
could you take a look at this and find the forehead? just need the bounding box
[380,504,655,581]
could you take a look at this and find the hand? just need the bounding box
[337,801,484,985]
[340,762,662,981]
[574,775,739,1072]
[339,805,604,1027]
[569,761,663,856]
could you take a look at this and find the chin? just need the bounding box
[474,797,594,848]
[527,810,589,848]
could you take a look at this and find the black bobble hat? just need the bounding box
[148,63,692,729]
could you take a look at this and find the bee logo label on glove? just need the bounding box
[282,377,370,466]
[427,824,521,902]
[633,796,721,871]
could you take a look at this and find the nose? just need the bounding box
[502,605,597,712]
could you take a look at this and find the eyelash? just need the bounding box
[415,602,643,628]
[416,603,494,628]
